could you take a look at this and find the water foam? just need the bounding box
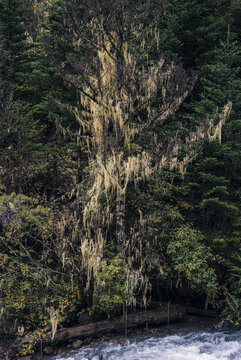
[53,329,241,360]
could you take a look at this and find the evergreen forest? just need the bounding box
[0,0,241,354]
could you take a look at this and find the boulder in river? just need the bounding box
[43,346,55,355]
[72,339,83,350]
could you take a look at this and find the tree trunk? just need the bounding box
[116,188,126,252]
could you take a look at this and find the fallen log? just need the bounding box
[53,303,186,344]
[8,304,185,359]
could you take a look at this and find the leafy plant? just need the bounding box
[168,225,218,303]
[95,257,126,317]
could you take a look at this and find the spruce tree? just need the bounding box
[0,0,36,192]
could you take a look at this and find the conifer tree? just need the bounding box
[0,0,29,136]
[43,0,231,309]
[0,0,36,192]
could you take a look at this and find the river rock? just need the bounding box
[72,339,83,349]
[58,347,66,355]
[82,337,92,345]
[43,346,55,355]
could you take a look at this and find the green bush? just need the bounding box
[168,225,218,303]
[96,257,126,317]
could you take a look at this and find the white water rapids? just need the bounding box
[53,326,241,360]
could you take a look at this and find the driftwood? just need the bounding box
[7,304,185,359]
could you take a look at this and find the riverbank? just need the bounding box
[1,304,221,360]
[18,316,224,360]
[51,321,241,360]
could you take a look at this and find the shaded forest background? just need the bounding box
[0,0,241,352]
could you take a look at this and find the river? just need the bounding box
[50,319,241,360]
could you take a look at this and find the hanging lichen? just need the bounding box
[51,1,232,310]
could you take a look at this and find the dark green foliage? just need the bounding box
[167,225,218,296]
[0,0,241,345]
[95,257,126,318]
